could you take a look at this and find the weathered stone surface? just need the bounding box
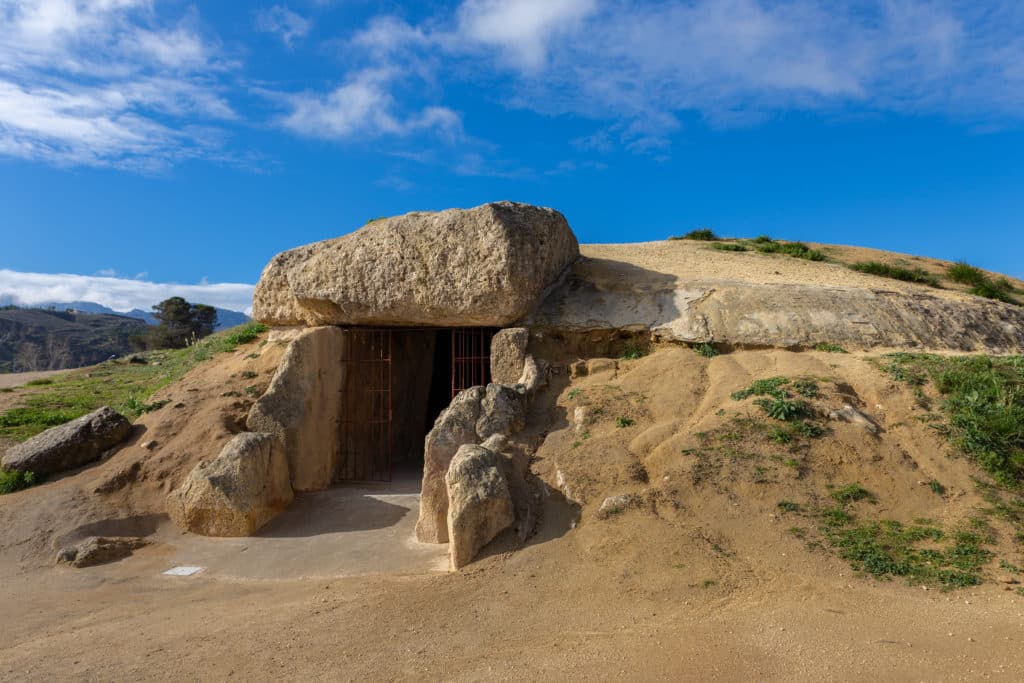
[416,387,485,543]
[445,445,514,570]
[253,202,579,327]
[490,328,529,384]
[517,355,548,396]
[57,536,148,568]
[476,383,527,440]
[166,432,293,537]
[2,407,131,476]
[531,250,1024,353]
[247,326,343,491]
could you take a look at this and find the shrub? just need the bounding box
[947,261,988,287]
[777,500,801,512]
[616,416,635,428]
[850,262,940,287]
[620,346,645,360]
[675,228,718,241]
[711,242,748,252]
[25,378,54,386]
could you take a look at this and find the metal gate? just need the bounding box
[337,327,497,483]
[338,328,393,483]
[451,327,496,398]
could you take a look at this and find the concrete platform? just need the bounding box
[156,472,449,580]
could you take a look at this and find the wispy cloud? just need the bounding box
[0,0,237,169]
[255,5,311,48]
[338,0,1024,155]
[0,269,255,314]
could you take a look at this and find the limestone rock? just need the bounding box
[1,407,131,476]
[57,536,148,568]
[517,355,548,396]
[475,383,527,440]
[445,445,515,570]
[417,387,485,543]
[247,326,344,491]
[252,202,579,327]
[166,432,293,537]
[490,328,529,384]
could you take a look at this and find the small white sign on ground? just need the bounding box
[163,566,204,577]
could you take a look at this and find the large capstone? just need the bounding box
[2,407,131,476]
[252,202,579,327]
[445,444,515,570]
[166,432,293,537]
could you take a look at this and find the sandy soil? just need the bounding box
[3,341,1024,680]
[581,239,1024,302]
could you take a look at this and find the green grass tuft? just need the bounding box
[711,242,748,252]
[814,342,848,354]
[616,416,636,428]
[0,470,38,495]
[693,343,719,358]
[832,483,873,504]
[850,261,940,287]
[751,238,826,261]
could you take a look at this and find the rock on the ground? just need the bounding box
[476,383,527,440]
[830,404,880,434]
[598,493,640,519]
[1,407,132,476]
[445,444,515,570]
[57,536,149,568]
[417,387,485,543]
[252,202,579,327]
[166,432,293,537]
[490,328,529,384]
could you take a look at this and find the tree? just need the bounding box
[145,297,219,349]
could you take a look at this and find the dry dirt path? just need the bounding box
[0,369,67,390]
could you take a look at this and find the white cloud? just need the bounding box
[339,0,1024,155]
[279,68,462,141]
[456,0,596,70]
[255,5,311,47]
[0,269,255,314]
[0,0,237,169]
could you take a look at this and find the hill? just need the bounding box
[0,307,147,372]
[2,300,251,331]
[1,227,1023,680]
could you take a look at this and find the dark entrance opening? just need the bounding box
[337,327,496,483]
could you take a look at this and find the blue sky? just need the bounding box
[1,0,1022,313]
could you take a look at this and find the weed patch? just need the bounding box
[876,353,1024,487]
[711,242,748,252]
[0,469,38,495]
[814,343,848,354]
[850,261,940,287]
[749,238,826,262]
[692,343,719,358]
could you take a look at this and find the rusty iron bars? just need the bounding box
[338,327,393,483]
[451,327,496,398]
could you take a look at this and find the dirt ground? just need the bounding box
[3,342,1024,681]
[2,242,1024,680]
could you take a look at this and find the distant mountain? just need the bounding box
[3,300,251,331]
[0,307,147,372]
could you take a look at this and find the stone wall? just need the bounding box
[247,326,345,491]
